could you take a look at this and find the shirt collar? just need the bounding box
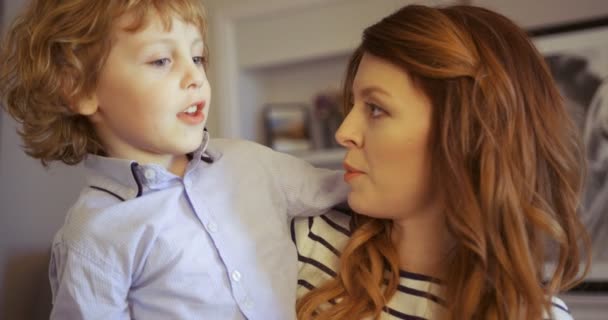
[189,129,211,166]
[84,130,214,201]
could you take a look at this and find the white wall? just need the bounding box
[0,0,87,313]
[476,0,608,28]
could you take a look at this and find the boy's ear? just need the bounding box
[73,95,99,116]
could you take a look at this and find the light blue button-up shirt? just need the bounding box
[48,133,348,320]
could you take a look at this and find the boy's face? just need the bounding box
[82,10,210,168]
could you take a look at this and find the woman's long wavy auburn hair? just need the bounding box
[297,5,590,320]
[0,0,207,166]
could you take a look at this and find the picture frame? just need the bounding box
[263,103,313,153]
[311,89,344,150]
[530,16,608,291]
[0,0,2,134]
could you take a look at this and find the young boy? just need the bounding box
[0,1,347,319]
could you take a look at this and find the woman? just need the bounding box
[293,5,589,320]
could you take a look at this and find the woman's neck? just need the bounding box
[391,202,451,279]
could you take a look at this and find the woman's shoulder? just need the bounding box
[292,208,352,261]
[292,208,353,250]
[292,208,353,297]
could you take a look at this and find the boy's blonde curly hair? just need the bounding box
[0,0,208,166]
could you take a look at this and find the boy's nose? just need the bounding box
[188,75,204,89]
[182,64,205,89]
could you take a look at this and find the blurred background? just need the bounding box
[1,0,607,318]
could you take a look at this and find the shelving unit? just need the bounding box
[241,54,350,146]
[206,0,608,166]
[207,0,454,168]
[236,53,351,168]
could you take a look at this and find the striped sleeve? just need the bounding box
[292,210,352,298]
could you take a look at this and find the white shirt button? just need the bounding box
[231,270,242,282]
[144,169,156,180]
[207,222,218,233]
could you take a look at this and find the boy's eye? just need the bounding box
[193,56,206,65]
[149,58,171,67]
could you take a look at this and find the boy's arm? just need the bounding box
[49,243,131,320]
[269,149,349,218]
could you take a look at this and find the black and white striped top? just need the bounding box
[292,210,573,320]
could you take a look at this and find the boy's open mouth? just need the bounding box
[177,101,205,125]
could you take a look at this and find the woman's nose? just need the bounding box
[335,110,363,149]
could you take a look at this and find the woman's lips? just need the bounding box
[343,162,364,182]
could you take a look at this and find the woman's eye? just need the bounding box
[149,58,171,67]
[367,103,386,118]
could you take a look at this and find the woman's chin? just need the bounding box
[347,194,371,216]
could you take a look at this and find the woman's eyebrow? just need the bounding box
[359,85,392,99]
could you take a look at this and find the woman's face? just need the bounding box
[336,53,437,220]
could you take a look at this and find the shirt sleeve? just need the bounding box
[269,148,349,218]
[49,241,131,320]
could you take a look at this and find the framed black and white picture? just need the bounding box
[531,16,608,289]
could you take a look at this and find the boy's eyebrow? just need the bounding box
[136,37,204,48]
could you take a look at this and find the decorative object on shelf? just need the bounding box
[531,16,608,286]
[311,89,344,149]
[263,103,313,153]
